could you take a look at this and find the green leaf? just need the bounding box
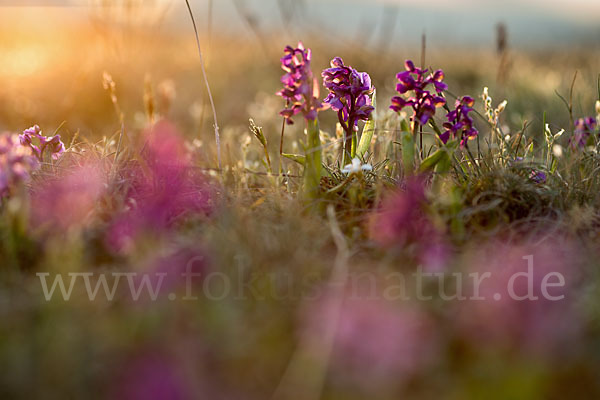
[434,152,452,174]
[356,90,376,158]
[401,131,415,174]
[419,141,458,174]
[418,148,446,173]
[400,118,410,133]
[445,140,460,152]
[282,153,305,166]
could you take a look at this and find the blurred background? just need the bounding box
[0,0,599,151]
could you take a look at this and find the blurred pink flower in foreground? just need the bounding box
[107,120,215,252]
[30,160,106,230]
[133,246,209,301]
[113,352,189,400]
[0,132,38,197]
[369,178,449,271]
[302,290,436,388]
[456,240,582,359]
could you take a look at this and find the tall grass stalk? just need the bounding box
[184,0,222,170]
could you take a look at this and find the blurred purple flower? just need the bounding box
[277,42,325,125]
[30,160,106,230]
[19,125,65,161]
[570,117,597,149]
[511,158,548,184]
[106,121,215,253]
[529,169,547,184]
[142,246,209,298]
[335,299,434,382]
[0,133,38,197]
[322,57,375,129]
[302,290,436,388]
[390,60,447,126]
[456,241,582,359]
[440,96,478,146]
[113,352,188,400]
[368,177,449,271]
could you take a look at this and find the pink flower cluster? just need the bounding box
[456,241,582,359]
[0,132,38,197]
[302,288,436,388]
[390,60,447,125]
[30,160,106,230]
[369,178,448,271]
[277,42,325,124]
[106,121,215,252]
[19,125,65,161]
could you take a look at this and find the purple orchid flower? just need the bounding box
[390,60,447,126]
[570,117,597,149]
[322,57,374,125]
[322,57,374,157]
[19,125,65,161]
[441,96,478,146]
[277,42,325,125]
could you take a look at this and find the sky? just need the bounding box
[170,0,600,47]
[370,0,600,23]
[1,0,598,47]
[4,0,598,22]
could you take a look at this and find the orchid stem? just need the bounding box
[279,117,286,176]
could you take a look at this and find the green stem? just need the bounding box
[350,125,358,159]
[279,115,286,176]
[304,118,322,201]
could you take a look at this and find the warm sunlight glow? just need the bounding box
[0,47,46,77]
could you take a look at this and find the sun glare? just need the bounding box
[0,47,47,77]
